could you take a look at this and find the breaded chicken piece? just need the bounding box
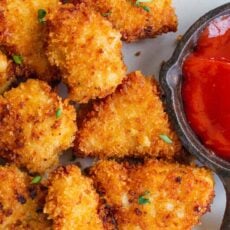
[0,165,51,229]
[69,0,177,42]
[0,0,60,83]
[0,79,76,173]
[46,3,126,103]
[89,160,215,230]
[44,165,103,230]
[75,71,181,159]
[0,51,16,94]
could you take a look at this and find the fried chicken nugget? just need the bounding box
[0,165,51,229]
[89,160,215,230]
[0,0,60,82]
[44,165,103,230]
[69,0,177,42]
[46,3,126,103]
[76,71,181,159]
[0,79,76,173]
[0,51,16,94]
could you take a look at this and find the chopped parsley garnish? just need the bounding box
[159,134,173,144]
[31,175,42,184]
[138,191,151,205]
[56,108,62,118]
[135,0,152,12]
[38,9,47,24]
[141,5,150,12]
[101,11,111,17]
[12,55,23,65]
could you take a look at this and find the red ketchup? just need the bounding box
[182,15,230,161]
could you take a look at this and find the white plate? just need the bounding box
[61,1,228,229]
[122,0,228,229]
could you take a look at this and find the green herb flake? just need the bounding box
[138,195,150,205]
[135,0,152,12]
[138,191,151,205]
[38,9,47,24]
[159,134,173,144]
[141,5,150,12]
[31,175,42,184]
[101,11,111,17]
[12,55,23,65]
[56,108,62,118]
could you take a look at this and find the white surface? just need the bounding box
[122,0,228,229]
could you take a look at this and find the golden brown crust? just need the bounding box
[46,3,126,103]
[0,0,60,83]
[69,0,177,42]
[0,79,77,173]
[0,51,16,94]
[89,160,215,230]
[0,165,51,229]
[75,71,181,159]
[44,165,103,230]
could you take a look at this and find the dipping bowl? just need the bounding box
[160,3,230,229]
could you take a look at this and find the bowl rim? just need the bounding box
[160,2,230,173]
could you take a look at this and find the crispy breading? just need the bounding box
[0,79,77,173]
[44,165,103,230]
[75,71,181,159]
[0,51,16,94]
[89,160,215,230]
[0,0,60,82]
[68,0,177,42]
[46,3,126,103]
[0,165,51,230]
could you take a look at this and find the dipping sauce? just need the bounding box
[182,15,230,161]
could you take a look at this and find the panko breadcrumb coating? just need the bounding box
[0,79,76,173]
[0,165,51,229]
[75,71,181,159]
[89,160,215,230]
[0,51,16,94]
[69,0,177,42]
[46,3,126,103]
[44,165,103,230]
[0,0,60,82]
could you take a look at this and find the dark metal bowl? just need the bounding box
[159,3,230,229]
